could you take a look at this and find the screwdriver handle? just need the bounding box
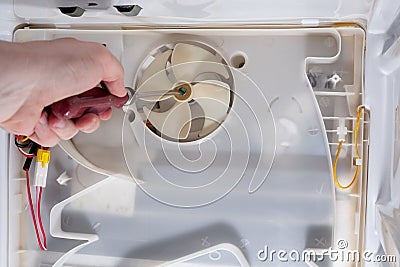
[50,87,129,119]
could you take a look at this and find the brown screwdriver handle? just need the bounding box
[50,87,129,119]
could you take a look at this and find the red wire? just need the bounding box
[35,187,46,250]
[37,187,47,248]
[25,169,47,251]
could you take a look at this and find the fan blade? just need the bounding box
[143,102,192,140]
[191,81,231,136]
[171,43,229,81]
[138,50,174,101]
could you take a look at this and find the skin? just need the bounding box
[0,38,126,147]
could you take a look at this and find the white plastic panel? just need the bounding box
[132,0,373,21]
[1,0,400,266]
[8,26,367,266]
[11,0,374,25]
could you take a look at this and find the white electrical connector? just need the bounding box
[34,148,51,187]
[354,158,363,166]
[337,118,348,142]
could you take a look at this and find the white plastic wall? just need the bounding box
[0,131,9,267]
[364,0,400,265]
[0,1,18,265]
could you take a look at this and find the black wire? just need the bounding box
[14,136,39,170]
[14,136,32,148]
[22,143,39,171]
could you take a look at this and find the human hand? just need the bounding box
[0,38,126,147]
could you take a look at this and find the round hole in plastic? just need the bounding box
[230,52,246,69]
[134,42,235,142]
[127,110,135,123]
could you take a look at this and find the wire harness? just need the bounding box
[15,136,48,251]
[333,106,365,190]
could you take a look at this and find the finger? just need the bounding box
[103,79,126,97]
[48,114,79,140]
[0,97,43,136]
[96,46,126,97]
[29,112,60,147]
[75,113,100,133]
[98,108,112,120]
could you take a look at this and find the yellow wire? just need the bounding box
[20,136,29,143]
[333,106,364,190]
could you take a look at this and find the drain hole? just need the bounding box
[88,2,98,6]
[230,52,246,69]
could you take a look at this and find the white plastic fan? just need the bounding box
[135,42,233,141]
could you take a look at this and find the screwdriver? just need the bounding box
[50,82,181,119]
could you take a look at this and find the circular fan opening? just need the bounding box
[134,41,234,142]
